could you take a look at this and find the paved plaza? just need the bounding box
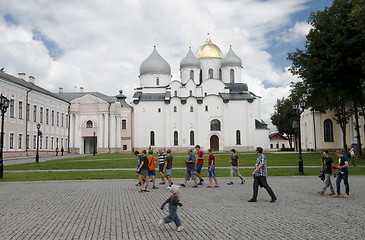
[0,176,364,239]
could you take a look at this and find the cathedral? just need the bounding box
[132,34,269,152]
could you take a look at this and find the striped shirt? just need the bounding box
[255,154,267,177]
[158,152,166,164]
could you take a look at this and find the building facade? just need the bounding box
[0,71,69,158]
[300,109,365,152]
[132,35,270,152]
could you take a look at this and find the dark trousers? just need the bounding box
[252,176,276,200]
[336,172,349,195]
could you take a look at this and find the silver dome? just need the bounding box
[180,47,201,69]
[221,46,242,67]
[140,47,171,75]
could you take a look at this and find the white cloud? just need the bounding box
[276,21,311,43]
[0,0,313,129]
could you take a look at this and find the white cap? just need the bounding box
[170,184,180,194]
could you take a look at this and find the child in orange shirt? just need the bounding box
[148,150,158,189]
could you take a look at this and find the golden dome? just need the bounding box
[196,33,223,59]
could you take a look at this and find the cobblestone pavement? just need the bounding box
[0,176,364,239]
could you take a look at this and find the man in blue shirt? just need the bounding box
[248,147,277,203]
[333,150,350,198]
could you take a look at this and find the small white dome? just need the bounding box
[222,46,242,67]
[180,47,200,69]
[139,47,171,75]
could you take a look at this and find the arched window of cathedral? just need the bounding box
[150,131,155,146]
[189,90,193,96]
[199,70,202,84]
[236,130,241,145]
[190,70,194,80]
[86,120,93,128]
[205,105,208,111]
[204,92,207,97]
[190,106,194,112]
[210,119,221,131]
[324,119,334,142]
[174,106,177,112]
[230,69,235,83]
[158,108,161,113]
[156,77,160,85]
[174,90,177,97]
[219,69,222,80]
[208,68,213,78]
[190,131,194,146]
[174,131,178,146]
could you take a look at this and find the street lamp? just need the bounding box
[292,100,306,175]
[93,132,96,155]
[0,94,10,179]
[36,123,42,163]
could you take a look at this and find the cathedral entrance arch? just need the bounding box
[210,135,219,151]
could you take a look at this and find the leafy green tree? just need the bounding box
[271,97,296,149]
[288,0,364,154]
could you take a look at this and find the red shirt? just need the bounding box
[208,154,215,166]
[197,151,204,165]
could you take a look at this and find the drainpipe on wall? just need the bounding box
[67,102,71,153]
[25,89,32,155]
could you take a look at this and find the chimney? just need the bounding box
[80,87,84,93]
[18,73,25,80]
[28,76,35,84]
[59,87,63,93]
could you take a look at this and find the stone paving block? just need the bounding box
[0,176,365,239]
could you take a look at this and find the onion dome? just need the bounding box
[180,47,201,69]
[196,33,223,59]
[139,46,171,75]
[221,46,242,67]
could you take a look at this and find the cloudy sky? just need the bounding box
[0,0,333,130]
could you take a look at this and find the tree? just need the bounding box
[271,97,296,149]
[288,0,364,154]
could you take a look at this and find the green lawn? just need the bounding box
[2,152,365,182]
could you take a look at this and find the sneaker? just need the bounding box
[241,180,245,184]
[248,199,257,202]
[136,182,141,186]
[192,185,198,188]
[152,186,158,190]
[317,192,324,196]
[157,219,164,228]
[343,194,350,198]
[332,193,341,197]
[180,184,186,187]
[227,182,233,185]
[165,186,171,190]
[159,182,166,185]
[200,179,204,182]
[150,179,153,182]
[270,198,277,203]
[197,182,202,185]
[177,226,184,232]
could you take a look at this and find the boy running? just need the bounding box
[158,185,184,232]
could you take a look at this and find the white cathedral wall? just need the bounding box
[221,66,242,84]
[139,74,171,88]
[180,68,200,85]
[200,58,222,80]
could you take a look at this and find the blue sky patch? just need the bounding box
[32,29,64,59]
[4,13,18,26]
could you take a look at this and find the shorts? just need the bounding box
[185,170,196,180]
[196,164,203,173]
[136,165,141,174]
[165,169,172,176]
[159,163,165,172]
[148,170,156,176]
[208,166,216,178]
[141,170,148,177]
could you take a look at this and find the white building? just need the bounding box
[132,34,269,152]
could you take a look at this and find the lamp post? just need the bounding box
[93,132,96,155]
[292,100,306,175]
[0,94,10,179]
[36,123,41,163]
